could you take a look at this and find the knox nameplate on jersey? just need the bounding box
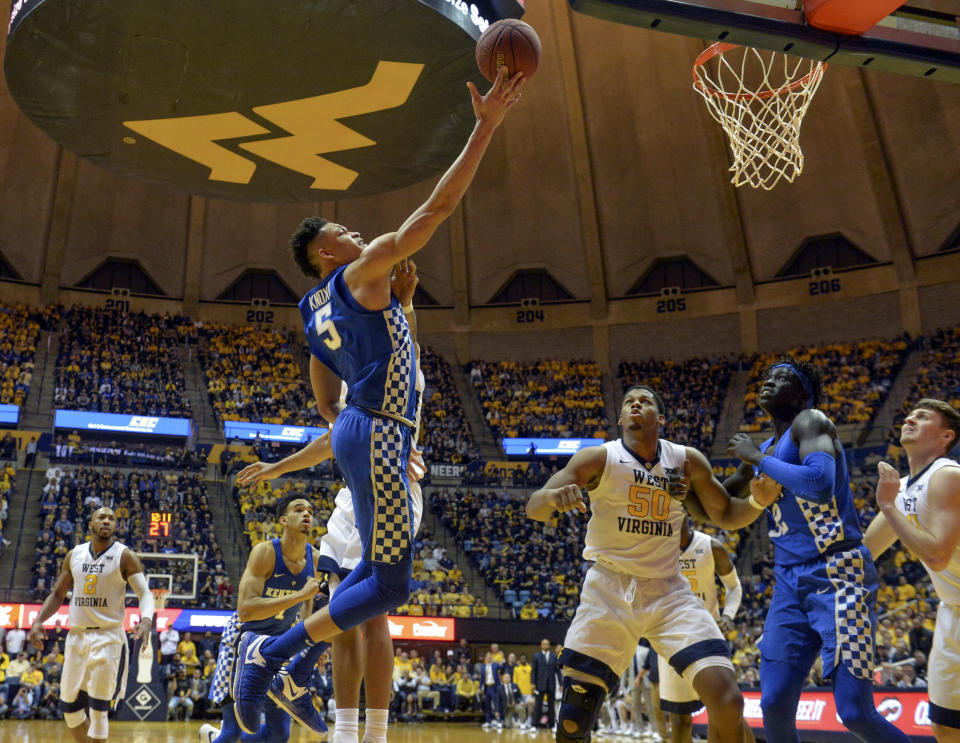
[5,0,525,202]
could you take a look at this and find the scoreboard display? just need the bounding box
[147,511,173,539]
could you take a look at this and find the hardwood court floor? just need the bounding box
[0,720,562,742]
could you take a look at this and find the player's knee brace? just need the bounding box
[62,709,87,729]
[556,677,606,743]
[89,708,109,739]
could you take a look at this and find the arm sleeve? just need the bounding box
[719,568,742,620]
[128,572,155,621]
[757,450,836,503]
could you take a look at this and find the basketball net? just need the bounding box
[693,43,826,190]
[151,588,169,611]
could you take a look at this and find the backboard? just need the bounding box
[570,0,960,84]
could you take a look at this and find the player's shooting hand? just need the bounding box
[728,433,764,466]
[467,67,524,127]
[27,623,46,651]
[391,259,418,307]
[236,461,279,488]
[300,577,321,600]
[749,473,781,507]
[663,467,689,501]
[875,461,901,511]
[550,484,587,516]
[718,615,735,635]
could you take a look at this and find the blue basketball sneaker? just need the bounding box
[232,632,280,735]
[267,669,329,737]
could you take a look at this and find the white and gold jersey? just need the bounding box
[68,541,129,629]
[679,530,719,619]
[895,457,960,605]
[582,438,687,580]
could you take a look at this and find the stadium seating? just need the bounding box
[420,348,479,464]
[200,323,322,426]
[467,359,608,440]
[53,306,192,417]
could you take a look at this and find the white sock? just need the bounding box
[362,707,389,743]
[333,707,360,743]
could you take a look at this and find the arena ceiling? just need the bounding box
[0,0,959,361]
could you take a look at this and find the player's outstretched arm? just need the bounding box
[345,68,524,285]
[526,446,604,522]
[28,550,75,650]
[686,448,770,530]
[874,461,960,571]
[863,510,898,559]
[237,431,333,488]
[236,542,320,623]
[122,550,154,645]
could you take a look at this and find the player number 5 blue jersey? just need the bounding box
[299,265,416,427]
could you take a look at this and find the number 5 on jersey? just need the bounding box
[315,304,342,350]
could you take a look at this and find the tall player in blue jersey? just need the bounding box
[200,492,327,743]
[231,67,524,733]
[725,359,911,743]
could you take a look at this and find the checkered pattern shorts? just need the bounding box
[827,550,874,680]
[208,612,240,703]
[370,416,412,564]
[381,305,414,421]
[796,496,844,554]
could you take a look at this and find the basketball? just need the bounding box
[475,19,541,83]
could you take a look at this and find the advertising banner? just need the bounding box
[501,437,604,456]
[223,419,328,444]
[54,410,191,437]
[691,689,934,740]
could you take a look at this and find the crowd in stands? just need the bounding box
[50,435,205,471]
[431,486,586,622]
[420,348,479,465]
[236,475,487,617]
[467,360,608,440]
[0,304,56,409]
[618,356,733,455]
[740,337,910,432]
[34,466,231,608]
[53,306,192,417]
[200,324,321,427]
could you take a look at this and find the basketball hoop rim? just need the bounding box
[692,42,827,101]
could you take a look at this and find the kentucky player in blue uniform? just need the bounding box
[231,67,524,734]
[199,493,327,743]
[725,359,911,743]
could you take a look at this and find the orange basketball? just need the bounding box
[475,19,541,83]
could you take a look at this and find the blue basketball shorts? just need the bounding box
[759,545,878,681]
[330,405,413,565]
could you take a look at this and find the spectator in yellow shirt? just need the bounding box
[520,601,538,621]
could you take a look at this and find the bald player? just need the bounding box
[28,507,154,743]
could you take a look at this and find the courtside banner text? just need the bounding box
[2,603,181,633]
[1,604,454,641]
[501,437,604,456]
[692,689,934,740]
[54,410,191,437]
[223,419,328,444]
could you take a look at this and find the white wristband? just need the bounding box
[747,495,766,510]
[401,302,414,314]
